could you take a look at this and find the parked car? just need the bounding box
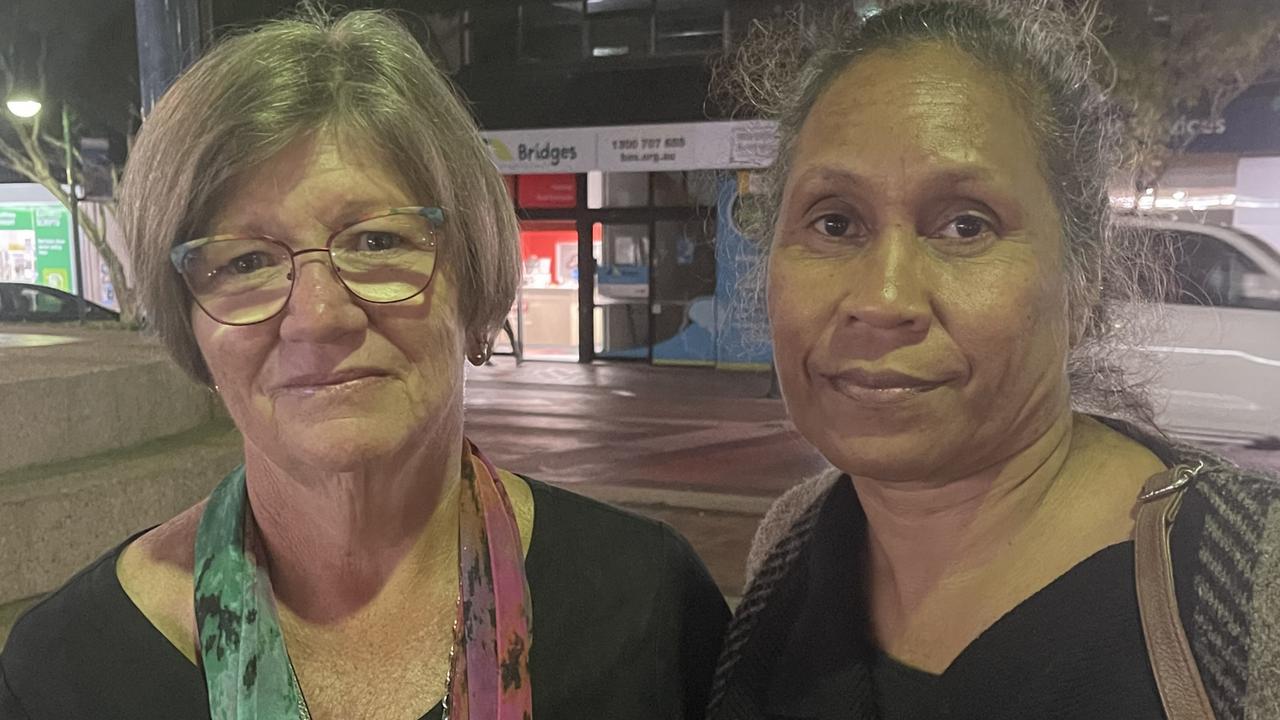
[1119,218,1280,446]
[0,282,120,323]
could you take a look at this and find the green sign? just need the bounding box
[0,203,73,292]
[34,206,72,292]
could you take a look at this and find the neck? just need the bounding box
[854,409,1076,619]
[242,427,464,624]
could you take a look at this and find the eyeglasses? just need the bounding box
[170,206,445,326]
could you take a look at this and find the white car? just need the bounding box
[1120,218,1280,446]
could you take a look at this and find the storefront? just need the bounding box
[1113,81,1280,250]
[484,119,776,369]
[0,196,75,294]
[0,183,119,311]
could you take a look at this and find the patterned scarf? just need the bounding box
[193,440,533,720]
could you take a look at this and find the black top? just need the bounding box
[0,478,730,720]
[765,478,1166,720]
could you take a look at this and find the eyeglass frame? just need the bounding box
[169,206,446,327]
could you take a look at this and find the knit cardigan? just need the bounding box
[707,428,1280,720]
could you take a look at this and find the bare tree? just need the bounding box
[0,40,137,323]
[1102,0,1280,192]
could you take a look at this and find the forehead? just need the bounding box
[209,133,416,233]
[793,43,1042,179]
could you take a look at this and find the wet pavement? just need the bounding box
[465,361,829,496]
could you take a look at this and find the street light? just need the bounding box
[4,95,88,323]
[5,98,41,118]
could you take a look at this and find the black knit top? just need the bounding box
[763,479,1166,719]
[708,422,1280,720]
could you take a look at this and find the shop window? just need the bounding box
[517,174,579,208]
[587,0,652,13]
[466,5,519,66]
[587,171,605,209]
[652,171,692,206]
[602,172,650,207]
[656,0,724,54]
[589,12,651,57]
[523,2,584,63]
[686,169,722,207]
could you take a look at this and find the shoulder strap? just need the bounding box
[1134,463,1216,720]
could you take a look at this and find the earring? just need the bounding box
[468,339,492,367]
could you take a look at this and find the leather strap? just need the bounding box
[1134,463,1216,719]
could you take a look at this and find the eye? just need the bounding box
[227,251,276,274]
[936,213,994,241]
[355,231,404,252]
[810,213,855,238]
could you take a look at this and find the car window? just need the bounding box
[18,287,70,315]
[1164,231,1280,311]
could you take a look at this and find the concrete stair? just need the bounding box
[0,327,239,614]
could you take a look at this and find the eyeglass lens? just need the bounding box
[179,212,439,325]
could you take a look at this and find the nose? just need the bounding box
[833,223,931,351]
[277,252,367,343]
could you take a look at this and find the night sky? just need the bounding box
[1,0,463,139]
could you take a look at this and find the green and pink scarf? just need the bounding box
[193,440,533,719]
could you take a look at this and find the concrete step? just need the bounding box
[0,326,220,475]
[0,418,242,606]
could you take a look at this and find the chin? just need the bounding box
[810,426,974,484]
[279,418,416,471]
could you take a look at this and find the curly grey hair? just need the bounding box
[119,6,520,387]
[719,0,1169,423]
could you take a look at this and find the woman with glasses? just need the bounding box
[0,9,727,720]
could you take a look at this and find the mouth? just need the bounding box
[273,369,392,396]
[823,368,951,405]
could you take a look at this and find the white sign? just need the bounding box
[596,123,700,171]
[728,121,778,167]
[482,120,778,174]
[483,127,598,174]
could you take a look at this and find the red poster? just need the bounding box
[517,173,577,208]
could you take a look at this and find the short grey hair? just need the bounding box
[119,7,519,387]
[718,0,1170,423]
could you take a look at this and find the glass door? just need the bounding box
[507,220,582,361]
[650,214,716,365]
[593,221,651,359]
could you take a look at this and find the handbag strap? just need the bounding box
[1133,462,1216,720]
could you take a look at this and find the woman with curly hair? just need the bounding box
[708,2,1280,718]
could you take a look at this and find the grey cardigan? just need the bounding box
[708,428,1280,719]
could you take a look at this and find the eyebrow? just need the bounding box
[202,198,399,241]
[325,198,399,229]
[792,165,999,192]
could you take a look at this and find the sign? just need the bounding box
[728,122,778,167]
[1190,81,1280,155]
[597,125,699,171]
[484,128,597,174]
[34,206,73,291]
[0,203,74,292]
[517,173,577,208]
[483,120,779,174]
